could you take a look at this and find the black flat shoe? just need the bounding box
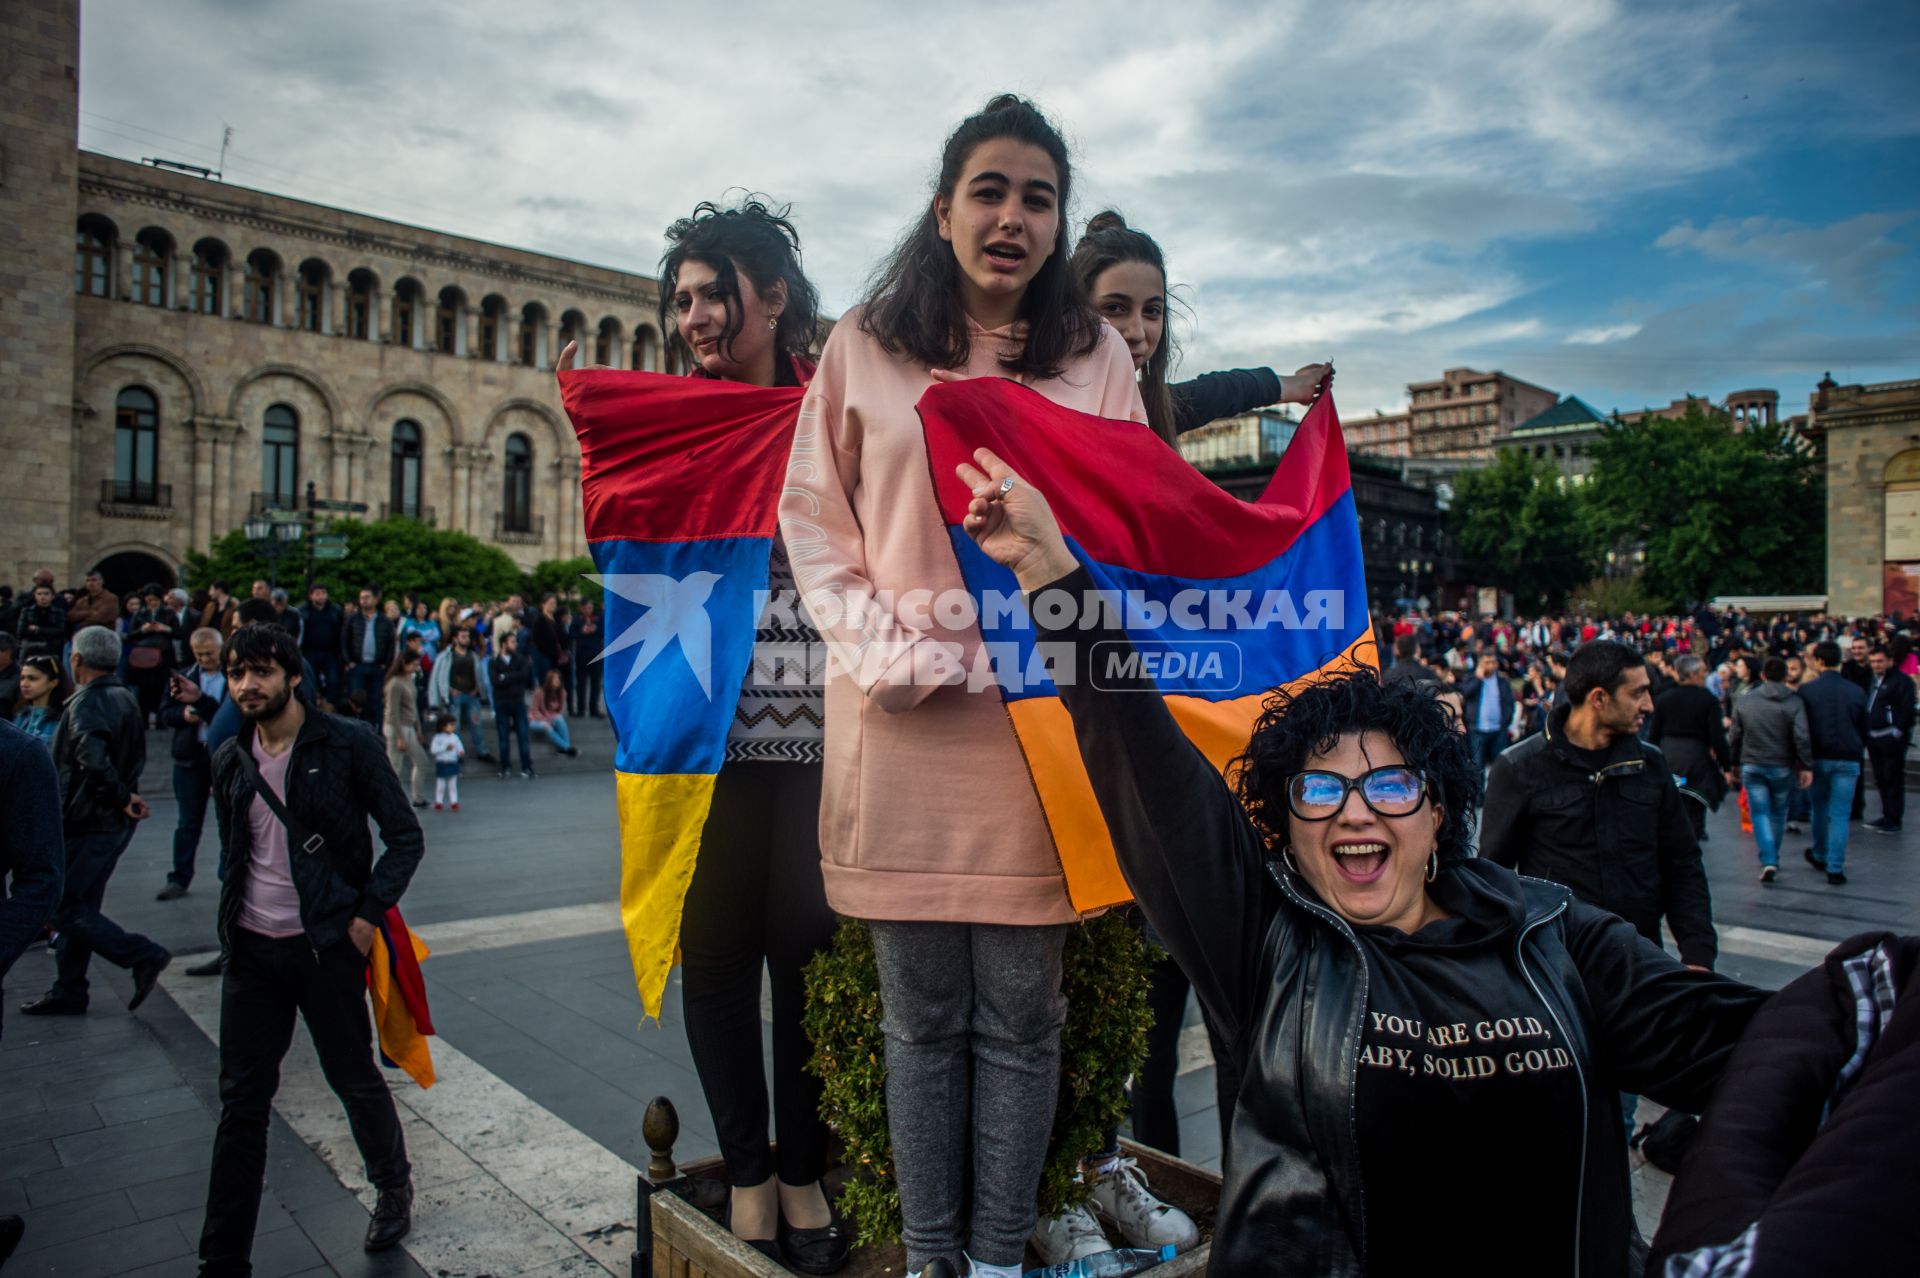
[19,994,87,1016]
[128,953,171,1012]
[780,1203,850,1275]
[155,881,188,901]
[365,1183,413,1251]
[724,1202,782,1264]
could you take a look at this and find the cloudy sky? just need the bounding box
[79,0,1918,419]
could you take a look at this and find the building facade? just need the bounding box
[1173,408,1299,474]
[3,0,681,594]
[1405,368,1559,461]
[1344,409,1412,458]
[1493,394,1608,482]
[1804,376,1920,617]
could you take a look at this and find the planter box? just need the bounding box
[636,1099,1218,1277]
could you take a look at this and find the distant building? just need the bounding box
[1344,409,1412,458]
[1406,368,1559,461]
[1174,408,1299,474]
[1494,395,1609,482]
[1801,374,1920,616]
[1617,388,1780,430]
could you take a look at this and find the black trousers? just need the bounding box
[170,750,214,888]
[571,658,603,718]
[1869,739,1907,828]
[50,827,167,1005]
[200,928,410,1276]
[680,760,835,1187]
[1129,950,1239,1158]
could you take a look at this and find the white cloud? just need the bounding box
[1656,213,1914,307]
[1566,323,1643,345]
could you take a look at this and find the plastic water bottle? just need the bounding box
[1022,1245,1178,1278]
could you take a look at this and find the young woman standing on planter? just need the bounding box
[779,96,1143,1278]
[563,201,844,1274]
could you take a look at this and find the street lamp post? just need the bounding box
[243,515,306,592]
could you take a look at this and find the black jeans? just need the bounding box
[575,656,603,716]
[345,661,385,727]
[680,760,835,1187]
[1869,739,1907,828]
[200,928,411,1276]
[494,701,533,771]
[304,652,341,706]
[50,827,167,1005]
[1129,950,1239,1157]
[169,750,214,888]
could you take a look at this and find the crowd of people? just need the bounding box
[0,92,1913,1278]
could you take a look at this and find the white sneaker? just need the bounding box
[1030,1202,1110,1264]
[1090,1156,1201,1254]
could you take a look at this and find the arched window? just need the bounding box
[558,309,587,369]
[436,286,465,355]
[296,259,329,333]
[390,420,423,519]
[392,278,423,349]
[346,268,376,340]
[632,325,658,371]
[502,433,533,533]
[113,387,160,504]
[132,228,173,307]
[261,404,299,507]
[244,250,280,324]
[518,303,545,367]
[479,295,507,362]
[190,239,227,315]
[75,216,115,297]
[595,317,620,366]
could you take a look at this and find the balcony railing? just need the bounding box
[492,511,545,545]
[98,479,172,516]
[381,502,436,524]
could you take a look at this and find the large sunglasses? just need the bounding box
[1286,766,1429,822]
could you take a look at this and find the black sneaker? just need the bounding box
[1868,823,1901,834]
[1759,865,1777,883]
[155,880,188,901]
[521,768,537,780]
[498,769,511,781]
[1827,871,1848,886]
[1804,847,1824,870]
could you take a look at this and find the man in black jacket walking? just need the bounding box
[1648,654,1733,839]
[1862,645,1915,834]
[19,626,171,1017]
[339,587,394,730]
[200,623,424,1271]
[1799,641,1868,884]
[155,627,228,900]
[298,584,345,706]
[1483,640,1718,971]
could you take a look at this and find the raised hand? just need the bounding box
[954,447,1078,592]
[1279,363,1333,404]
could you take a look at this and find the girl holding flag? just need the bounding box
[562,199,846,1273]
[778,96,1144,1278]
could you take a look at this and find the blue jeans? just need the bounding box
[1468,730,1503,769]
[1787,780,1811,824]
[1742,765,1793,867]
[169,751,214,887]
[451,691,489,758]
[495,702,533,772]
[530,714,571,751]
[1809,759,1861,873]
[345,661,385,728]
[51,828,168,1005]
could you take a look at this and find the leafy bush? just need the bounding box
[1569,573,1670,617]
[182,518,524,602]
[803,912,1155,1247]
[524,556,601,606]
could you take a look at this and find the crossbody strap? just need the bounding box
[234,739,366,889]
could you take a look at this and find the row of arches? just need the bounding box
[75,213,681,373]
[109,384,540,535]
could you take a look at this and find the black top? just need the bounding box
[1353,898,1584,1275]
[1171,367,1283,435]
[1798,670,1867,759]
[1650,683,1733,770]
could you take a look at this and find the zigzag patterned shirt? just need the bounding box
[725,537,826,764]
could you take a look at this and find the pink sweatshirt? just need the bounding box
[779,307,1145,925]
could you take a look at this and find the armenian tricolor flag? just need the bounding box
[920,377,1376,911]
[559,370,807,1018]
[367,908,435,1088]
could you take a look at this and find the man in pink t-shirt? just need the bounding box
[200,624,425,1272]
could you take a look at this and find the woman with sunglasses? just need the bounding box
[953,450,1769,1276]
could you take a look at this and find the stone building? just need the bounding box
[1343,409,1412,458]
[1405,368,1559,461]
[1492,395,1608,482]
[1173,408,1299,474]
[1804,375,1920,617]
[2,0,681,595]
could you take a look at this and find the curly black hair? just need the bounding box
[657,196,820,374]
[1231,670,1482,864]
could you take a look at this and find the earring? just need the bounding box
[1282,847,1300,875]
[768,316,778,330]
[1426,851,1439,882]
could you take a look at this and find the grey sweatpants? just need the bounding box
[868,920,1069,1272]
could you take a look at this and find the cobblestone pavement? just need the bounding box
[3,716,1913,1274]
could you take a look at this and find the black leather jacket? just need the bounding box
[50,675,145,836]
[1482,704,1719,968]
[1041,568,1764,1275]
[210,710,425,951]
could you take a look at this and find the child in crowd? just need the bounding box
[430,714,465,811]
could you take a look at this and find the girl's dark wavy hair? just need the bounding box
[1231,670,1482,864]
[859,94,1102,379]
[1069,210,1179,443]
[657,197,821,374]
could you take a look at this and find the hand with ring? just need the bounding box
[955,447,1077,591]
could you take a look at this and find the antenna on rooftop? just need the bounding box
[218,125,232,177]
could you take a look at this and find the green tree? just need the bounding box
[182,517,524,602]
[1581,406,1823,604]
[1446,448,1598,611]
[523,556,601,606]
